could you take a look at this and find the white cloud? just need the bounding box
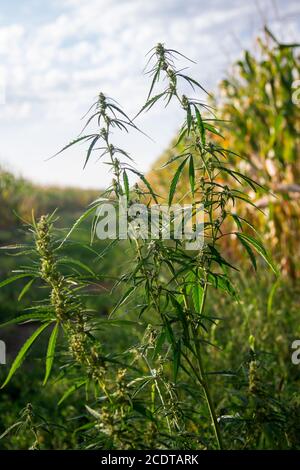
[0,24,24,54]
[0,0,299,188]
[0,102,32,120]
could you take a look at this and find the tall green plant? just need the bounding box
[0,44,276,450]
[217,28,300,277]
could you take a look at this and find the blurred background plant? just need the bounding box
[217,27,300,278]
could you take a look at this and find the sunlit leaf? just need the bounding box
[43,322,59,386]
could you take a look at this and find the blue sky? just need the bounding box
[0,0,299,188]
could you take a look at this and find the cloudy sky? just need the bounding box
[0,0,299,188]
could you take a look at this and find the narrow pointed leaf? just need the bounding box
[0,274,33,289]
[123,170,130,200]
[58,380,87,406]
[18,279,35,301]
[236,233,257,271]
[1,322,50,388]
[43,323,59,386]
[192,283,204,313]
[0,313,53,328]
[169,157,188,206]
[83,136,99,169]
[58,205,97,248]
[173,340,181,382]
[189,156,195,196]
[236,233,278,274]
[109,286,136,317]
[50,135,92,159]
[195,107,206,146]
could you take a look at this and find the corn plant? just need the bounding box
[217,28,300,278]
[0,44,276,450]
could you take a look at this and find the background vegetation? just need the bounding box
[0,30,299,450]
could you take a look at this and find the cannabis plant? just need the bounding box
[0,44,276,450]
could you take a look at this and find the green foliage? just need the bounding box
[1,42,296,452]
[217,28,300,277]
[146,30,300,279]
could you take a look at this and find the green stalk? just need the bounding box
[179,268,223,449]
[192,283,223,450]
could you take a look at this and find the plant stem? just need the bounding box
[192,283,223,450]
[180,272,223,449]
